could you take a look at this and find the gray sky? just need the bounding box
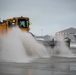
[0,0,76,36]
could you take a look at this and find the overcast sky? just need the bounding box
[0,0,76,36]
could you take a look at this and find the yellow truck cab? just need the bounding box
[0,16,32,35]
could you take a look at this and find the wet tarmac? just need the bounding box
[0,56,76,75]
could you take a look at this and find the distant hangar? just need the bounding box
[55,27,76,41]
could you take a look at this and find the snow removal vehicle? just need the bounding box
[0,16,32,35]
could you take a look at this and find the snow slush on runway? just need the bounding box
[0,27,50,63]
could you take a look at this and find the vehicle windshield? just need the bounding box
[8,20,16,28]
[18,19,29,28]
